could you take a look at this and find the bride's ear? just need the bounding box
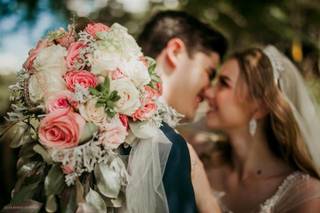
[253,100,269,119]
[164,38,185,69]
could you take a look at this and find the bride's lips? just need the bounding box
[207,104,217,114]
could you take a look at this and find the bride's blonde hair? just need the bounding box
[232,48,319,178]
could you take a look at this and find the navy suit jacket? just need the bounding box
[121,122,197,213]
[160,122,197,213]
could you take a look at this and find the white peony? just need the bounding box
[110,78,140,115]
[120,58,151,88]
[28,72,67,104]
[129,121,158,139]
[79,98,107,125]
[91,48,123,76]
[95,23,142,60]
[33,45,67,75]
[98,116,128,149]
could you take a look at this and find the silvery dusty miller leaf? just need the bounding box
[85,188,107,213]
[94,162,121,198]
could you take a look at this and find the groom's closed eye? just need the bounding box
[209,69,217,81]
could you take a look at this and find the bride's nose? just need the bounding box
[203,85,216,100]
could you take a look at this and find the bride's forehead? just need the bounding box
[220,59,240,78]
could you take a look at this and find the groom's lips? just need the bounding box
[195,96,203,103]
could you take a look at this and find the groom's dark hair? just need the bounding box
[138,10,228,58]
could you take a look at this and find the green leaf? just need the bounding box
[6,122,30,148]
[11,181,40,204]
[106,109,116,118]
[146,56,157,73]
[45,194,57,213]
[3,199,43,213]
[59,186,77,213]
[76,178,85,203]
[113,95,121,102]
[96,84,103,92]
[85,188,107,213]
[109,90,117,100]
[0,121,17,138]
[17,161,41,178]
[19,142,36,159]
[89,88,101,96]
[33,144,53,164]
[106,100,115,108]
[102,77,110,94]
[44,165,65,196]
[95,102,105,108]
[94,163,121,199]
[109,91,121,102]
[79,122,98,144]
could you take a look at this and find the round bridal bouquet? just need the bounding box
[1,22,179,212]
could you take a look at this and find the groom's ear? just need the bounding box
[164,38,186,69]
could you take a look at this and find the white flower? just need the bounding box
[110,78,140,115]
[28,45,68,103]
[28,72,66,104]
[120,58,151,88]
[98,116,128,149]
[108,23,142,58]
[33,45,67,75]
[129,121,158,139]
[95,23,142,60]
[91,48,123,76]
[79,98,107,125]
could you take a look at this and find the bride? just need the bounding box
[203,45,320,212]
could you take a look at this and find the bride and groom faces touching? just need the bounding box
[139,11,320,212]
[138,11,226,213]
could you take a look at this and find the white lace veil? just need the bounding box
[120,127,172,213]
[263,45,320,177]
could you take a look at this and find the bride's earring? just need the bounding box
[249,118,257,136]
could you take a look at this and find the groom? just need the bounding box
[138,11,228,212]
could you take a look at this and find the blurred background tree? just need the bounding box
[0,0,319,208]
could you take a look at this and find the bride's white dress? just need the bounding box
[216,172,320,213]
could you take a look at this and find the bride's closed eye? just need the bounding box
[218,76,230,88]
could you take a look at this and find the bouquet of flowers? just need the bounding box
[1,22,179,212]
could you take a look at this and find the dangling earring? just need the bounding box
[249,118,257,136]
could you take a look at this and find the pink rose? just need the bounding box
[85,23,110,38]
[99,117,128,149]
[66,42,86,70]
[23,39,50,72]
[156,82,162,96]
[144,85,161,101]
[62,164,74,174]
[64,70,97,92]
[45,90,78,113]
[111,68,125,80]
[39,109,85,149]
[119,114,129,129]
[55,30,76,48]
[132,101,157,121]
